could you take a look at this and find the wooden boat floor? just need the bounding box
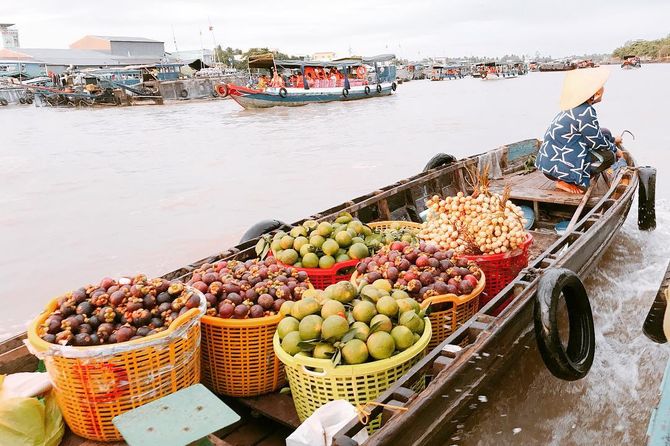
[490,170,608,206]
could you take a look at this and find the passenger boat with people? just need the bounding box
[539,60,577,72]
[0,137,654,446]
[225,54,397,109]
[475,62,522,79]
[621,55,642,69]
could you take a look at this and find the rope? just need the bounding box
[356,402,408,425]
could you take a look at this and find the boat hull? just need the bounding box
[227,83,395,109]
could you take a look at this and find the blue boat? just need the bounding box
[227,54,397,109]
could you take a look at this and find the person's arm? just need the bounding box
[577,105,617,153]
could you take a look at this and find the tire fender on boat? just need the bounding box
[0,98,7,106]
[19,97,26,104]
[638,166,656,231]
[239,219,290,244]
[364,86,371,95]
[25,98,33,105]
[215,84,229,98]
[376,84,382,93]
[180,89,188,99]
[342,88,349,97]
[279,87,288,98]
[423,153,457,172]
[391,82,397,91]
[533,268,595,381]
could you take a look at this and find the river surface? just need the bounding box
[2,65,669,444]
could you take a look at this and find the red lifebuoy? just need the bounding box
[356,66,367,79]
[215,84,229,97]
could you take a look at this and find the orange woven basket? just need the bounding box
[200,313,286,397]
[419,275,485,350]
[351,272,485,351]
[26,289,206,442]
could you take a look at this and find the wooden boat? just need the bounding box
[474,62,521,80]
[227,54,397,109]
[539,60,577,72]
[621,55,642,69]
[0,139,650,445]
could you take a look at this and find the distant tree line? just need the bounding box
[613,35,670,60]
[213,46,303,68]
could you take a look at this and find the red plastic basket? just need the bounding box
[461,233,533,309]
[271,252,359,290]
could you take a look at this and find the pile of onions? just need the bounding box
[420,183,527,255]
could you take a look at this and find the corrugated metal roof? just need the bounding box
[92,35,163,43]
[2,48,162,66]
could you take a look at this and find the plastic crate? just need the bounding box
[200,313,285,397]
[462,233,533,309]
[26,289,206,442]
[273,318,431,432]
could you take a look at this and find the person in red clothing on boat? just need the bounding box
[535,67,624,194]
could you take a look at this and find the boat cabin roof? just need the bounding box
[248,53,395,69]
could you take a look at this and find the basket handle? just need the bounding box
[301,365,328,377]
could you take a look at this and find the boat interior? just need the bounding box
[1,139,636,446]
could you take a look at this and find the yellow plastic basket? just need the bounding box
[367,221,423,232]
[26,289,206,442]
[201,313,285,397]
[351,272,485,351]
[273,318,431,431]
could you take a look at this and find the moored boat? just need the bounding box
[539,60,577,71]
[226,54,397,109]
[0,138,652,445]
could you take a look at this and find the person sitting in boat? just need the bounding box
[257,75,268,90]
[270,71,285,88]
[536,67,623,194]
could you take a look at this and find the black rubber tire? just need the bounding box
[180,89,188,98]
[279,87,288,98]
[533,268,595,381]
[423,153,457,172]
[342,88,349,97]
[638,166,656,231]
[481,71,487,79]
[0,98,7,106]
[364,86,370,95]
[239,219,289,244]
[25,98,33,105]
[19,97,26,104]
[391,82,397,91]
[376,84,382,93]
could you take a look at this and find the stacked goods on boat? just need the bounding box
[419,176,532,309]
[267,212,411,289]
[188,258,312,397]
[351,240,485,349]
[273,280,431,430]
[28,275,205,441]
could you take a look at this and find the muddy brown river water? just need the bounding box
[1,65,669,445]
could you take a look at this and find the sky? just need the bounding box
[2,0,669,59]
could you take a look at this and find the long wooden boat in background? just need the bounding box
[0,139,649,445]
[227,54,397,109]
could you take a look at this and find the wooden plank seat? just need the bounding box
[489,170,608,207]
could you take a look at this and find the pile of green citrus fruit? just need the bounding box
[276,279,427,365]
[270,213,372,269]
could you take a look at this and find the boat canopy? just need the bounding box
[247,53,395,69]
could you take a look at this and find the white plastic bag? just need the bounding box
[286,400,369,446]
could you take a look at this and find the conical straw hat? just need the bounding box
[559,67,610,111]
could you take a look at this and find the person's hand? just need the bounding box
[616,148,624,159]
[614,136,623,145]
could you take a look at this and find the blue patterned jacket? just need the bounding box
[535,102,616,187]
